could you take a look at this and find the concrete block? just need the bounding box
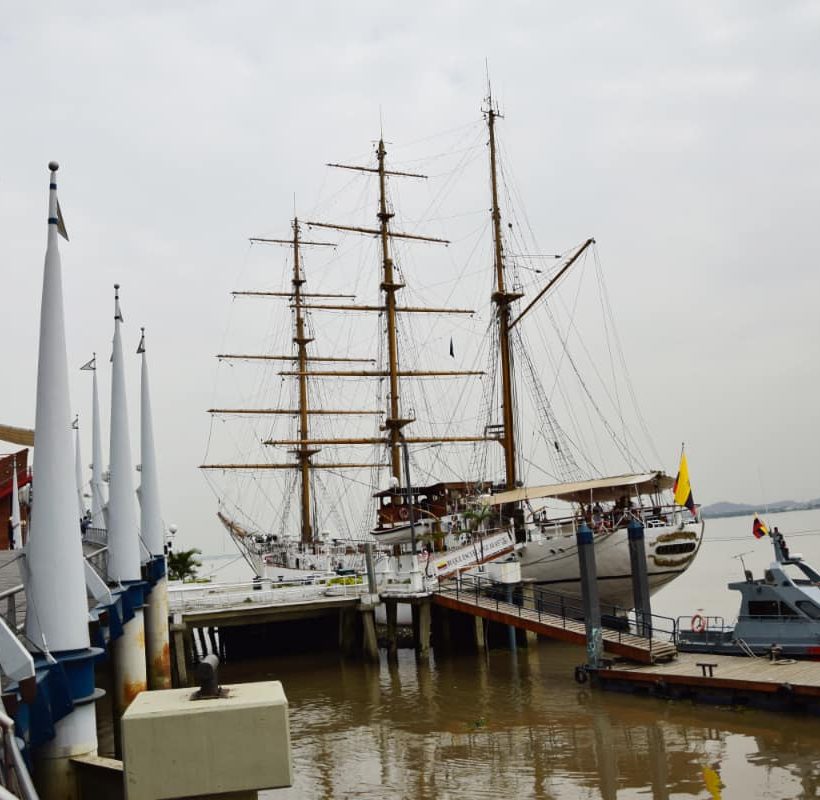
[122,681,291,799]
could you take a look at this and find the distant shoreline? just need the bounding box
[702,504,820,520]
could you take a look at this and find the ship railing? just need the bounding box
[736,614,819,625]
[676,613,819,636]
[675,616,728,642]
[0,708,38,800]
[440,573,678,652]
[530,503,691,536]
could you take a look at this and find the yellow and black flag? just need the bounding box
[673,448,697,517]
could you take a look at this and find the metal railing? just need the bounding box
[0,584,24,634]
[83,545,109,584]
[0,709,38,800]
[0,554,26,634]
[677,613,816,642]
[530,502,697,537]
[82,526,107,547]
[438,573,678,655]
[168,575,367,613]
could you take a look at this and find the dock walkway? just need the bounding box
[0,551,25,631]
[596,651,820,713]
[433,578,677,664]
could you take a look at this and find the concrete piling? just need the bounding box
[627,518,652,636]
[385,599,398,659]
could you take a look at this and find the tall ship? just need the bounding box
[202,95,704,605]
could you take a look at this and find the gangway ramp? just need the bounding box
[433,576,677,664]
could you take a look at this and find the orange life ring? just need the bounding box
[690,613,706,633]
[399,506,409,521]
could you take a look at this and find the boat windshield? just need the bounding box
[781,561,820,585]
[795,600,820,620]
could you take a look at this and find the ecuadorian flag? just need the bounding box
[753,515,769,539]
[673,450,697,517]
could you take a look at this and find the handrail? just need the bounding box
[437,573,678,652]
[0,585,24,602]
[0,709,39,799]
[530,503,696,532]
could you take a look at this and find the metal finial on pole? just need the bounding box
[26,160,100,792]
[114,284,124,322]
[109,278,148,718]
[139,326,172,688]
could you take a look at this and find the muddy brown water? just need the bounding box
[109,511,820,798]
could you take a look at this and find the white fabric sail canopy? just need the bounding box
[485,471,675,506]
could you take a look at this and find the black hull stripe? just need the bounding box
[530,569,686,587]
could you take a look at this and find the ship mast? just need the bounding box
[304,139,486,488]
[484,95,594,492]
[202,220,389,545]
[377,138,408,483]
[291,218,316,543]
[486,97,520,491]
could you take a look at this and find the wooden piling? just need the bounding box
[385,599,398,659]
[415,600,431,658]
[360,609,379,663]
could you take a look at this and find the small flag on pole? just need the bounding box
[137,328,145,354]
[753,514,770,539]
[56,198,69,241]
[80,355,96,371]
[449,337,454,358]
[673,447,697,517]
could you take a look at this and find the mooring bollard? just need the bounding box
[123,656,292,799]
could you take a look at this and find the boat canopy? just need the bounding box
[0,424,34,447]
[485,471,675,506]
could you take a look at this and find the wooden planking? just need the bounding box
[433,583,676,664]
[599,651,820,696]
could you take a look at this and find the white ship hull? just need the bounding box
[517,520,703,609]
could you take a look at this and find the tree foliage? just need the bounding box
[168,547,202,582]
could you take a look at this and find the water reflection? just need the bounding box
[210,512,820,799]
[216,639,819,800]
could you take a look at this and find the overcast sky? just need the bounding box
[2,2,820,554]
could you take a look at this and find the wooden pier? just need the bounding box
[593,651,820,714]
[433,578,677,664]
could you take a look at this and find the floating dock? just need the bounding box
[593,651,820,714]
